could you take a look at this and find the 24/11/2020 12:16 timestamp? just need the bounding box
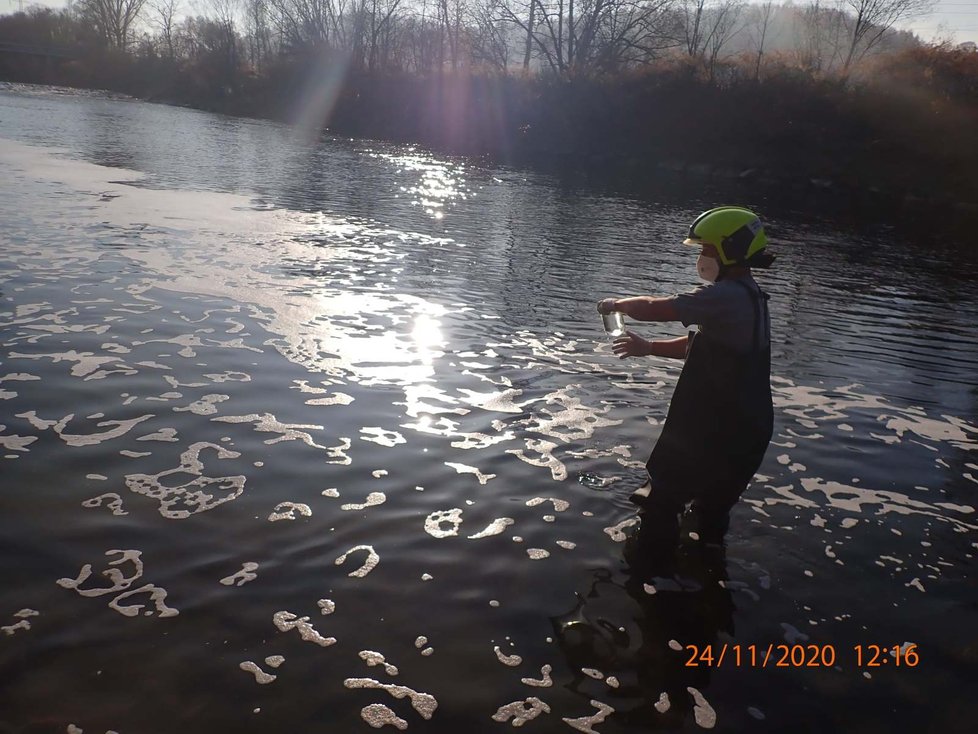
[854,644,919,667]
[683,643,919,668]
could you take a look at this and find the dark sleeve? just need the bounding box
[668,284,730,328]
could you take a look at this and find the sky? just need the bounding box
[1,0,976,46]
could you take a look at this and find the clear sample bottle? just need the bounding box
[602,311,625,337]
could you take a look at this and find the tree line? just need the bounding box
[2,0,976,209]
[1,0,934,80]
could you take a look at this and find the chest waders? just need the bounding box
[643,279,773,543]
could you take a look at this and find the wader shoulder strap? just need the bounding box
[730,279,770,353]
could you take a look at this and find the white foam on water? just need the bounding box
[343,678,438,720]
[318,599,336,615]
[491,698,551,726]
[747,706,765,720]
[107,584,179,618]
[654,692,670,713]
[360,703,408,730]
[522,390,620,443]
[494,646,522,666]
[0,427,37,452]
[562,699,614,733]
[2,608,39,636]
[17,410,153,447]
[449,430,516,450]
[556,540,577,550]
[213,413,330,450]
[126,442,245,518]
[341,492,387,511]
[360,428,406,447]
[264,655,285,668]
[359,650,399,676]
[82,493,128,516]
[268,502,312,521]
[205,371,252,383]
[322,488,340,497]
[506,440,567,481]
[136,427,179,442]
[766,477,978,531]
[527,549,550,560]
[456,387,529,414]
[424,509,463,538]
[8,350,136,381]
[605,677,619,689]
[687,687,716,729]
[239,661,276,684]
[668,640,682,651]
[335,545,380,577]
[272,611,336,646]
[526,497,570,512]
[444,462,496,485]
[421,574,433,581]
[220,563,259,586]
[603,517,640,543]
[58,549,145,598]
[421,647,434,656]
[521,665,553,688]
[582,668,604,680]
[467,518,514,539]
[173,394,229,416]
[414,636,428,648]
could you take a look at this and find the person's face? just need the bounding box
[700,243,720,261]
[696,243,722,283]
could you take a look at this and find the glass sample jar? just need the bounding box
[602,311,625,337]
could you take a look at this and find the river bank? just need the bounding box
[3,40,977,223]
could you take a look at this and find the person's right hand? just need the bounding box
[597,298,618,315]
[612,331,649,359]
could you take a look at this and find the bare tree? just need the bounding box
[242,0,274,68]
[704,0,743,79]
[679,0,743,76]
[149,0,181,58]
[468,0,512,70]
[794,0,846,73]
[77,0,148,50]
[748,0,774,80]
[498,0,678,76]
[366,0,404,69]
[840,0,934,71]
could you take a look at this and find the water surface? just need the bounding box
[1,84,977,733]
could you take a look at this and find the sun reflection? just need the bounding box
[377,152,472,220]
[412,314,445,366]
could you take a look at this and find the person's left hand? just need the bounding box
[612,331,649,359]
[597,298,617,315]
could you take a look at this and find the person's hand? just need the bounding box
[612,331,649,359]
[597,298,618,315]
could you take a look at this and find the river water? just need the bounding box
[1,83,977,734]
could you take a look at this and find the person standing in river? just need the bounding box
[597,207,776,553]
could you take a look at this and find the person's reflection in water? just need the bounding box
[551,514,736,730]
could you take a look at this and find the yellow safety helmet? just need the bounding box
[684,207,773,267]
